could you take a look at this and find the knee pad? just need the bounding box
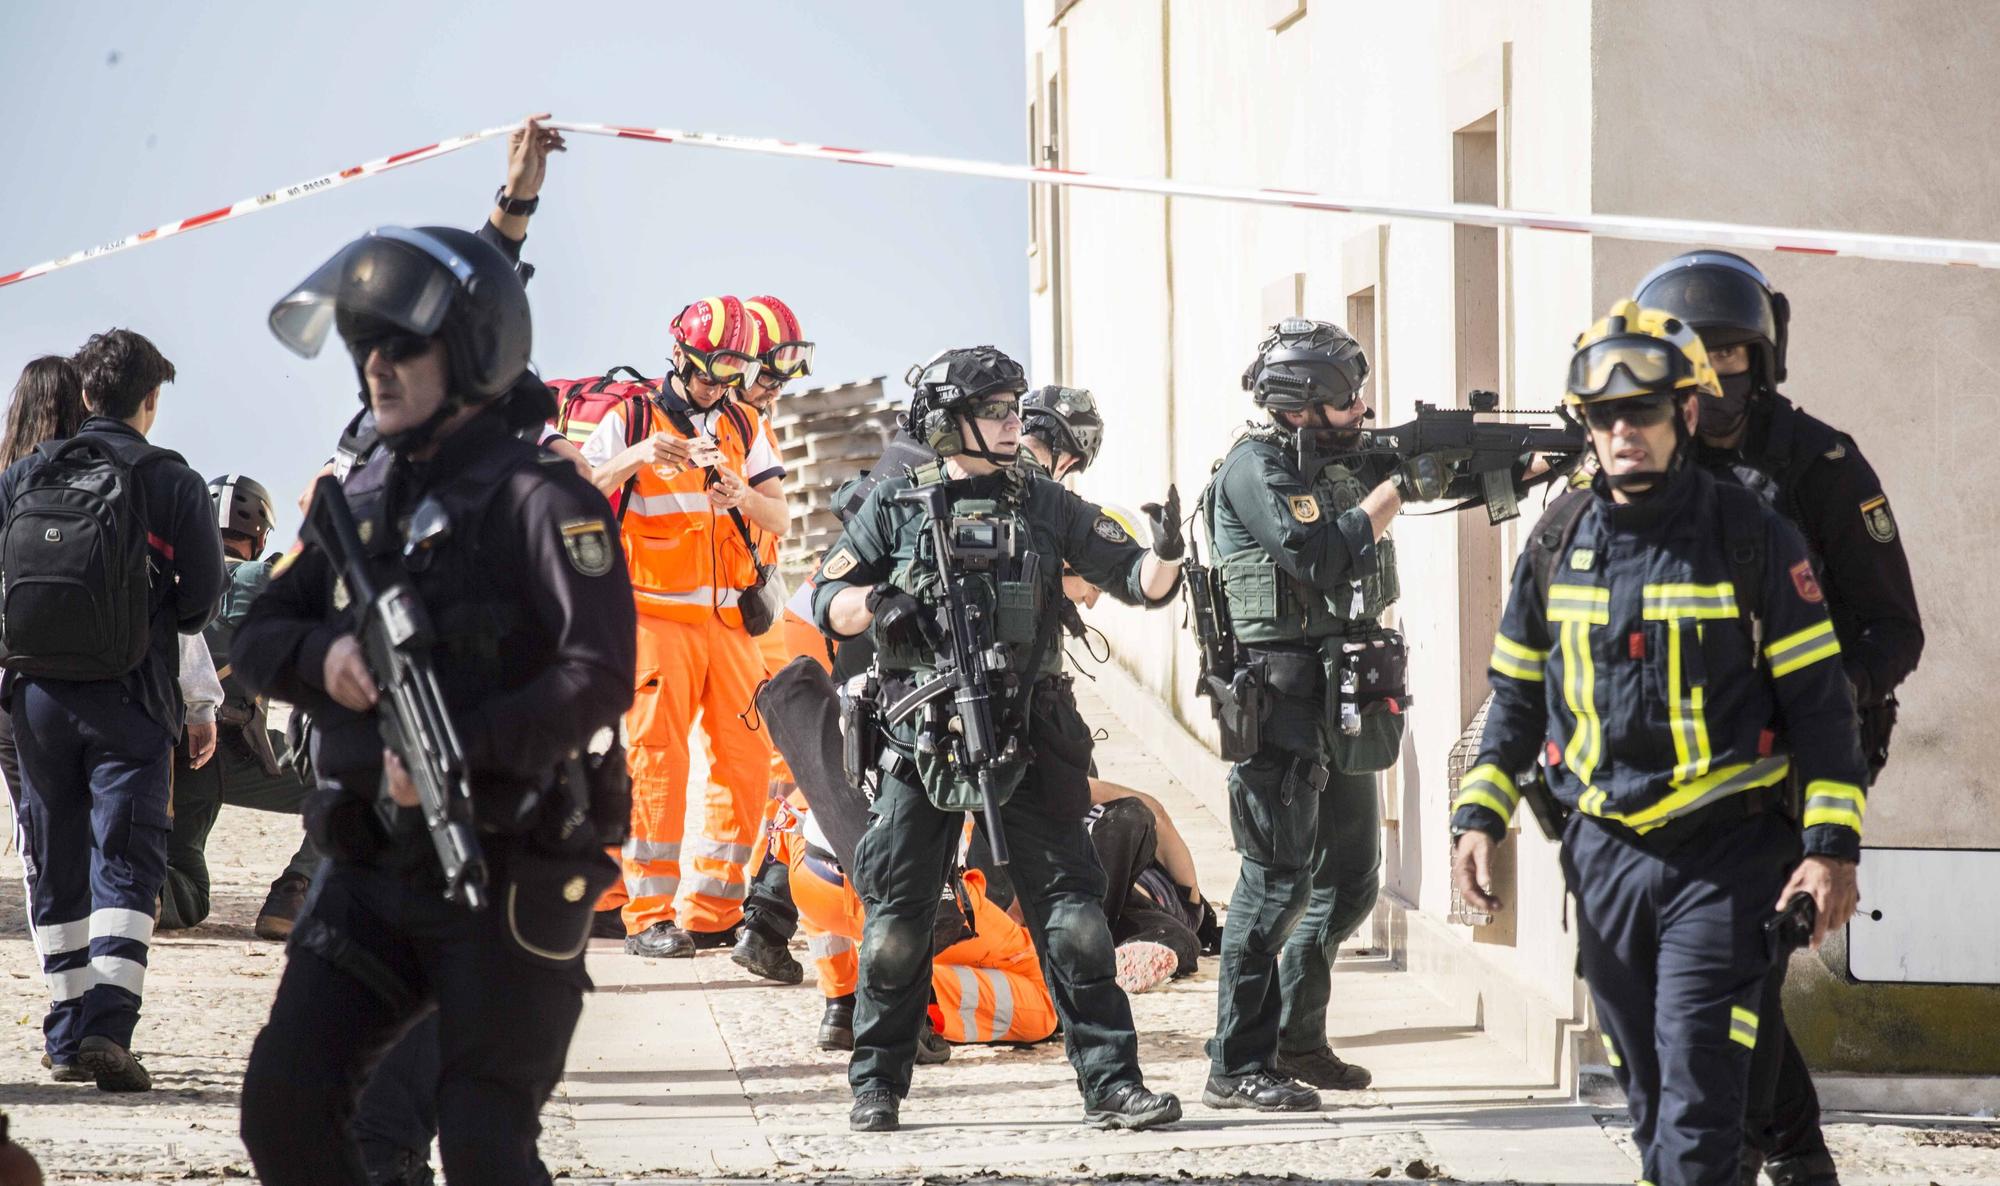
[860,915,930,991]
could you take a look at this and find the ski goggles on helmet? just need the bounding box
[681,345,763,389]
[761,340,815,381]
[1565,335,1690,400]
[1578,391,1677,431]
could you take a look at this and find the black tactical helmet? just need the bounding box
[1632,250,1789,385]
[208,474,276,539]
[1021,385,1105,472]
[269,225,533,401]
[902,345,1027,459]
[1242,318,1369,413]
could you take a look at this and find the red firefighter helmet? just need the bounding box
[670,295,765,388]
[745,294,814,381]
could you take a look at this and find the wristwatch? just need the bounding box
[493,187,540,217]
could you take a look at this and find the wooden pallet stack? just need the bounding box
[767,376,899,575]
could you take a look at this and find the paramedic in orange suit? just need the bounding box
[581,295,788,958]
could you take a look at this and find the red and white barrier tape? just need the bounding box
[0,123,518,290]
[6,117,1999,290]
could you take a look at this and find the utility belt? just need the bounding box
[1221,630,1410,774]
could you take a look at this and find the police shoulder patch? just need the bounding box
[1859,495,1897,544]
[822,548,859,580]
[1790,559,1825,605]
[560,519,615,577]
[1288,494,1321,523]
[1092,515,1129,543]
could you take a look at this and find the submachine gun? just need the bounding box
[305,474,488,910]
[1343,389,1586,523]
[880,481,1026,865]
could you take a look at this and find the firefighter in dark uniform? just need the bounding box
[1636,249,1923,1186]
[1451,300,1866,1186]
[233,224,636,1186]
[1201,319,1457,1111]
[811,346,1185,1134]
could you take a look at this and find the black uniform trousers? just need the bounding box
[848,743,1140,1104]
[1209,689,1381,1076]
[1089,797,1200,976]
[240,852,586,1186]
[160,729,322,929]
[741,838,800,943]
[1562,806,1799,1186]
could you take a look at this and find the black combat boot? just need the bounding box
[915,1016,951,1065]
[850,1088,900,1132]
[1083,1083,1183,1130]
[1273,1044,1373,1090]
[730,924,803,984]
[1201,1068,1319,1112]
[254,872,311,941]
[689,922,741,950]
[77,1035,151,1092]
[625,921,695,958]
[819,995,856,1051]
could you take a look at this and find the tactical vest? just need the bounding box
[1212,430,1400,646]
[205,555,273,724]
[873,463,1059,681]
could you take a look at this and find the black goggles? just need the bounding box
[1579,392,1677,430]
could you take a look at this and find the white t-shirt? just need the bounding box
[580,402,784,488]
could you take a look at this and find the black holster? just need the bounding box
[1209,667,1266,763]
[841,674,883,788]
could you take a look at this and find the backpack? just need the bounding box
[1526,481,1768,654]
[547,365,659,448]
[0,433,177,679]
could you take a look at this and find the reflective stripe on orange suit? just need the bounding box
[787,839,1055,1045]
[779,824,861,997]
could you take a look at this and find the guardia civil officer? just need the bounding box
[1636,250,1922,1186]
[1200,319,1457,1111]
[811,345,1185,1134]
[1451,301,1866,1186]
[1019,384,1105,481]
[233,224,635,1186]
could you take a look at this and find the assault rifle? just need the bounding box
[880,481,1023,865]
[1184,507,1263,762]
[305,475,488,910]
[1339,389,1586,524]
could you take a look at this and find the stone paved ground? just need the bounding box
[4,681,1998,1183]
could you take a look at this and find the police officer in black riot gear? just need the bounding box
[1637,251,1923,1186]
[1199,320,1455,1112]
[234,223,636,1186]
[813,346,1186,1135]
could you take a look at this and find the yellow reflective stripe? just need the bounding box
[1600,1034,1623,1068]
[1491,633,1548,681]
[1453,764,1520,823]
[1549,583,1611,625]
[1666,622,1692,780]
[1729,1005,1759,1049]
[1577,786,1609,816]
[1595,757,1792,832]
[1801,780,1866,835]
[1764,620,1841,678]
[1642,582,1740,621]
[1560,620,1603,782]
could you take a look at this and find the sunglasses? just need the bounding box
[967,398,1021,422]
[348,330,434,366]
[1580,392,1676,431]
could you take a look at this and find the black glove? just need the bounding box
[1140,484,1185,561]
[866,583,935,650]
[1394,451,1461,502]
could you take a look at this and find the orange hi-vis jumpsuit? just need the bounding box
[784,813,1056,1046]
[582,387,784,935]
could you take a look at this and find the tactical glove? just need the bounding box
[867,584,936,650]
[1394,452,1461,502]
[1140,484,1185,561]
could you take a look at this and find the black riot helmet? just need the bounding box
[1021,385,1105,473]
[208,473,276,542]
[1632,250,1789,385]
[1242,318,1370,414]
[269,225,534,408]
[901,345,1028,463]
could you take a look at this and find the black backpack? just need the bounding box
[0,433,177,679]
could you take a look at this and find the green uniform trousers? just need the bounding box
[1209,689,1381,1077]
[160,729,320,930]
[848,765,1141,1104]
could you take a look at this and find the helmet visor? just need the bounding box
[268,228,470,359]
[764,340,815,379]
[1566,337,1687,399]
[1636,267,1777,347]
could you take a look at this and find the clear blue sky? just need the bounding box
[0,3,1028,544]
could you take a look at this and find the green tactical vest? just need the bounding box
[871,465,1060,680]
[1210,430,1400,645]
